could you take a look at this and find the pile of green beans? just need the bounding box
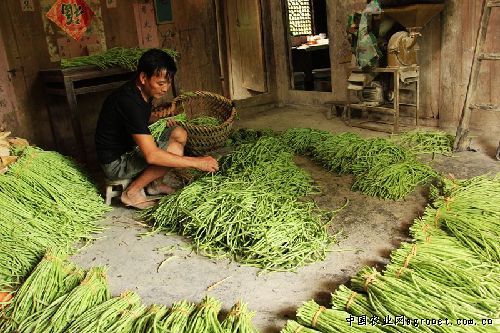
[144,175,334,271]
[221,301,259,333]
[390,130,454,156]
[144,136,334,271]
[351,160,437,200]
[189,116,222,126]
[0,251,84,332]
[0,146,108,290]
[280,128,438,200]
[61,47,178,71]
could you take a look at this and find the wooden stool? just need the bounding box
[104,178,131,205]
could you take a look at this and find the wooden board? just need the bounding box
[226,0,267,99]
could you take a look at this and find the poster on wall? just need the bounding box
[20,0,35,11]
[133,2,160,48]
[46,0,95,40]
[41,0,107,62]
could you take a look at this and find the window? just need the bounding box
[287,0,312,36]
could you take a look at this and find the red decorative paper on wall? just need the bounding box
[46,0,95,40]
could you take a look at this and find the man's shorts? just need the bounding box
[100,126,176,180]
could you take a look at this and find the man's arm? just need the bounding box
[132,134,218,172]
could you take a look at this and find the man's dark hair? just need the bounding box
[137,49,177,80]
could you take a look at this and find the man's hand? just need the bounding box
[166,117,178,128]
[195,156,219,172]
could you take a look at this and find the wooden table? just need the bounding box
[40,66,136,162]
[291,43,330,90]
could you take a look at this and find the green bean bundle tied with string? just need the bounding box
[296,300,382,332]
[350,267,494,323]
[16,266,111,333]
[221,300,259,333]
[0,251,84,332]
[131,304,169,333]
[430,174,500,262]
[64,291,142,333]
[161,300,196,332]
[185,295,224,333]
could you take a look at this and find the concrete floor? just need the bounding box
[72,105,500,332]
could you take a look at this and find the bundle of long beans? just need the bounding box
[60,47,178,71]
[351,160,437,200]
[131,304,169,333]
[185,295,224,332]
[350,267,493,324]
[16,266,110,333]
[431,175,500,262]
[64,291,143,333]
[161,300,196,332]
[390,130,454,156]
[0,251,84,332]
[221,301,259,333]
[330,285,375,318]
[385,241,500,300]
[383,244,500,316]
[296,300,382,332]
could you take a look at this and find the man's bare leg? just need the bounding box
[121,127,187,208]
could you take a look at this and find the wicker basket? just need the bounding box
[172,91,236,156]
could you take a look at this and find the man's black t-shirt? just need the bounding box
[95,80,152,164]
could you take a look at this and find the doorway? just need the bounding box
[284,0,332,92]
[221,0,268,100]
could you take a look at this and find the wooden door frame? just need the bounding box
[215,0,270,100]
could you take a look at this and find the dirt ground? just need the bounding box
[73,105,500,332]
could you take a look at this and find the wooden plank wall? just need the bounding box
[0,0,222,150]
